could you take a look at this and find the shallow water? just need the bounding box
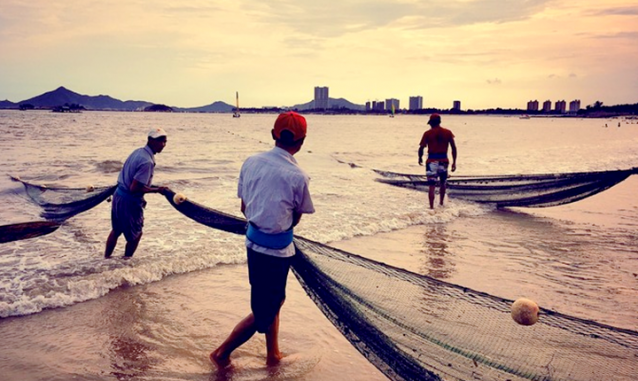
[0,110,637,380]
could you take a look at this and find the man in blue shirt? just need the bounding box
[210,112,314,368]
[104,128,170,258]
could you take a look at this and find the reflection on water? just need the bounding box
[420,224,454,279]
[439,207,638,329]
[109,336,153,380]
[103,287,155,380]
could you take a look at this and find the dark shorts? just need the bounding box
[247,248,292,333]
[425,161,449,186]
[111,193,145,241]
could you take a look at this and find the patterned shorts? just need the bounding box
[426,161,449,185]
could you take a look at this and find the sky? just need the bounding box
[1,0,637,110]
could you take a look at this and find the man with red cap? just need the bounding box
[211,111,315,368]
[418,114,457,209]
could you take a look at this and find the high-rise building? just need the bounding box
[555,100,566,114]
[527,100,539,111]
[371,101,385,111]
[569,99,581,114]
[542,100,552,112]
[314,86,329,110]
[365,101,371,112]
[409,96,423,111]
[386,98,400,111]
[452,100,461,111]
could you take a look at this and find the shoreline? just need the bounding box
[0,254,386,381]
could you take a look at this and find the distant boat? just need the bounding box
[389,103,395,118]
[233,91,240,118]
[519,114,530,119]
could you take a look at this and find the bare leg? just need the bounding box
[124,232,142,258]
[104,230,119,258]
[428,185,435,209]
[265,312,283,366]
[210,314,257,369]
[439,183,447,206]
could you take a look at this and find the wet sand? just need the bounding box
[0,254,386,381]
[2,209,635,381]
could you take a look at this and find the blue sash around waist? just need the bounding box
[427,152,448,160]
[246,222,293,250]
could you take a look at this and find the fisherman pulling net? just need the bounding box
[375,168,638,208]
[3,179,638,380]
[5,167,637,242]
[162,190,638,381]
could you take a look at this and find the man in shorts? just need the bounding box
[104,128,170,258]
[210,111,315,368]
[418,114,457,209]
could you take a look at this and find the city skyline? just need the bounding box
[1,1,637,109]
[2,84,630,114]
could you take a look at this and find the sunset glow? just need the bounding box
[1,0,637,109]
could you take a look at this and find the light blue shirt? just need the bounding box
[238,147,315,257]
[117,145,155,197]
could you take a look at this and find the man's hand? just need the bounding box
[418,157,423,166]
[451,163,456,172]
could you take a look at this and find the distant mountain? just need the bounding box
[0,87,365,113]
[176,101,234,113]
[18,86,153,111]
[292,97,365,111]
[144,104,174,112]
[0,100,17,109]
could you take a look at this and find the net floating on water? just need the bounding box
[0,176,116,243]
[374,168,638,208]
[10,176,116,221]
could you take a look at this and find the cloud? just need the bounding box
[1,0,637,108]
[590,6,638,16]
[593,31,638,40]
[247,0,552,38]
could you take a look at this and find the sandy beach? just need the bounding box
[0,251,388,381]
[1,112,636,380]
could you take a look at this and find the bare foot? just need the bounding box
[266,352,283,366]
[210,350,231,369]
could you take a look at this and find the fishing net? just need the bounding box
[3,180,638,381]
[163,190,638,381]
[0,177,116,243]
[374,168,638,208]
[10,176,116,221]
[0,221,61,244]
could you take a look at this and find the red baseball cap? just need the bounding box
[273,111,307,141]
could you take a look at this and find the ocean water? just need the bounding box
[0,110,637,380]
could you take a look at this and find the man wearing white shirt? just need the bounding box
[211,111,315,368]
[104,128,170,258]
